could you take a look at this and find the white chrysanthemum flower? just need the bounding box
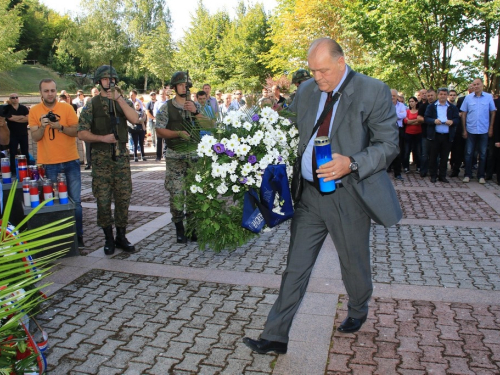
[226,138,240,151]
[237,143,250,156]
[217,183,228,195]
[195,174,202,183]
[229,174,238,182]
[282,118,291,126]
[232,185,240,193]
[211,163,222,178]
[197,186,203,193]
[209,183,214,188]
[241,163,253,176]
[190,185,199,194]
[243,121,252,131]
[207,194,213,200]
[230,133,239,141]
[201,135,217,146]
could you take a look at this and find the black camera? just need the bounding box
[44,111,60,122]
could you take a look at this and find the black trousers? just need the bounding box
[9,133,29,174]
[429,133,451,178]
[131,130,145,158]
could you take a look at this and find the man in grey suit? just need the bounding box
[243,38,402,354]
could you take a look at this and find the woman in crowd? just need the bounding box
[128,101,147,162]
[403,96,421,173]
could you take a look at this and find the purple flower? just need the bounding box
[248,155,257,164]
[225,149,235,157]
[213,143,225,154]
[251,114,260,122]
[277,156,283,162]
[239,177,248,184]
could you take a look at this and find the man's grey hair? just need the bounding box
[308,38,344,59]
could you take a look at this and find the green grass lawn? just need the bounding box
[0,64,76,96]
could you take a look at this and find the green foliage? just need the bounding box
[55,0,130,73]
[215,2,273,92]
[0,0,27,72]
[179,173,257,252]
[138,22,175,86]
[175,2,232,88]
[0,181,74,373]
[341,0,476,92]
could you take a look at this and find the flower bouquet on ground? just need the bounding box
[178,106,299,252]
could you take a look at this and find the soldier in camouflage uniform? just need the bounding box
[288,69,312,105]
[78,65,144,255]
[156,71,204,243]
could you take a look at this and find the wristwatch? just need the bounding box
[58,125,65,133]
[349,157,358,173]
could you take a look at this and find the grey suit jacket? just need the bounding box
[290,68,402,227]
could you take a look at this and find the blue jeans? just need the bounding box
[465,133,488,179]
[45,160,83,237]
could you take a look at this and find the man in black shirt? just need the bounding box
[417,89,436,177]
[3,94,29,175]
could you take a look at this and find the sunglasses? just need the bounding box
[10,96,18,99]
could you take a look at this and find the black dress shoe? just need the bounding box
[450,171,459,177]
[420,172,427,178]
[438,177,449,183]
[242,337,287,354]
[337,316,367,333]
[430,177,437,183]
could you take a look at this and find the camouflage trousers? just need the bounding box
[91,149,132,228]
[164,157,188,223]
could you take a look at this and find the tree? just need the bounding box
[138,22,175,87]
[175,1,231,88]
[122,0,173,90]
[0,0,27,72]
[55,0,129,73]
[341,0,475,93]
[263,0,365,79]
[216,2,273,92]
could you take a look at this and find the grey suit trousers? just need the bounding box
[261,181,372,343]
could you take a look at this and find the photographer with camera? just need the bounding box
[29,78,84,248]
[78,64,139,256]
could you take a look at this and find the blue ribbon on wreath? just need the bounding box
[241,164,294,233]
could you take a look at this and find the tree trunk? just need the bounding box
[483,21,490,89]
[491,27,500,94]
[143,72,148,92]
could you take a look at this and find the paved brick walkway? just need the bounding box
[37,162,500,374]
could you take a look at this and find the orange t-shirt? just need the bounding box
[28,101,79,164]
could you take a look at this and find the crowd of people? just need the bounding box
[389,81,498,185]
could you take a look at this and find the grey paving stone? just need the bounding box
[371,224,500,290]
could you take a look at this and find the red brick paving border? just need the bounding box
[327,296,500,374]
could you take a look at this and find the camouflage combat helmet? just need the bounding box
[292,69,311,85]
[170,71,188,87]
[94,65,119,84]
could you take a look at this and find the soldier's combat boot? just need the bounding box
[174,221,188,243]
[115,227,136,253]
[103,226,115,255]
